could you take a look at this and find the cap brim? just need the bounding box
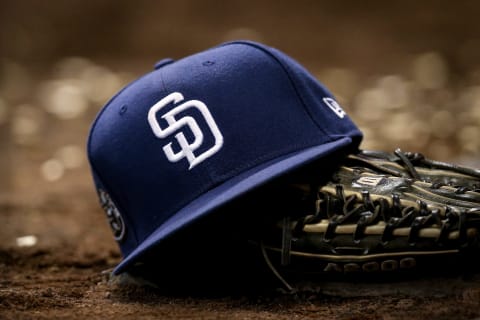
[113,137,353,274]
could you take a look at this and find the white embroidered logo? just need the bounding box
[148,92,224,169]
[322,97,346,119]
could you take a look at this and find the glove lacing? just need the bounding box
[395,148,480,193]
[358,148,480,194]
[261,184,478,292]
[288,185,472,253]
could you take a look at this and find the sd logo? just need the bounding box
[148,92,224,170]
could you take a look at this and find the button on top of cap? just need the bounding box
[154,58,175,70]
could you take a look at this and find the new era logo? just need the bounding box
[323,97,346,119]
[148,92,224,170]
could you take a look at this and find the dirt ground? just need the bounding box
[2,1,480,319]
[2,185,480,320]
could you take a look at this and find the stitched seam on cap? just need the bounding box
[223,41,332,138]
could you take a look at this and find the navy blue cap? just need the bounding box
[87,40,363,274]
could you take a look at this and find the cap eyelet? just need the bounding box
[119,105,128,115]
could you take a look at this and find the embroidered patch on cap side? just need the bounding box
[98,189,126,242]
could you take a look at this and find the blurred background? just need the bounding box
[1,1,480,211]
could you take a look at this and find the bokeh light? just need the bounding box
[0,1,479,197]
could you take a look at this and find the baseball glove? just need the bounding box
[254,153,480,291]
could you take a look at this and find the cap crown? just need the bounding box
[88,41,362,262]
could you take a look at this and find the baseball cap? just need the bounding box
[87,40,363,274]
